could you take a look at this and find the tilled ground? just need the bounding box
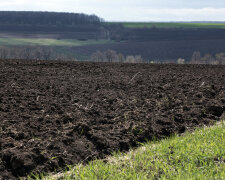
[0,60,225,179]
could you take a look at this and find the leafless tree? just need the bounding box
[104,49,118,62]
[190,51,201,64]
[215,53,225,65]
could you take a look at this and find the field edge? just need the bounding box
[35,120,225,180]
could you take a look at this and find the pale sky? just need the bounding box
[0,0,225,22]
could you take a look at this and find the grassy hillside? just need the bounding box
[0,38,114,60]
[1,22,225,61]
[0,38,112,47]
[32,121,225,180]
[110,22,225,29]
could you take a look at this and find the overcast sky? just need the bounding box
[0,0,225,22]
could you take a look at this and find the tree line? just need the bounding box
[0,11,102,26]
[91,49,225,64]
[0,46,53,60]
[190,51,225,65]
[2,11,225,42]
[0,46,225,64]
[0,11,105,39]
[91,50,144,63]
[0,46,81,61]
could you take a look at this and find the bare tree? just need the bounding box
[125,56,136,63]
[215,53,225,65]
[134,55,143,63]
[104,49,118,62]
[125,55,143,63]
[42,47,53,60]
[91,51,105,62]
[91,50,145,63]
[118,53,125,63]
[177,58,185,64]
[33,46,43,60]
[23,47,32,60]
[202,53,214,64]
[190,51,201,64]
[0,47,8,59]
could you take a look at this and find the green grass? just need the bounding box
[30,121,225,180]
[0,38,112,46]
[108,22,225,29]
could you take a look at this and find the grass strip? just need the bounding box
[30,121,225,180]
[107,22,225,29]
[0,38,112,47]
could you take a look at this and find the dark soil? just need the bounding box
[0,60,225,179]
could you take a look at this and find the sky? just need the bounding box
[0,0,225,22]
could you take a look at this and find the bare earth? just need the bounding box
[0,60,225,179]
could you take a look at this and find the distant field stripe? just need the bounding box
[0,38,113,46]
[108,22,225,29]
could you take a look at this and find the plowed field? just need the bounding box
[0,60,225,179]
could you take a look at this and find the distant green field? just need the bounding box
[0,38,112,46]
[109,22,225,29]
[0,38,114,60]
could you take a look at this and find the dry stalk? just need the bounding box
[129,72,141,83]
